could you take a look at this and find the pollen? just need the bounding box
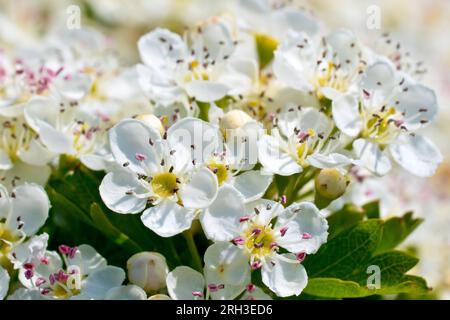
[207,161,228,186]
[151,172,179,198]
[243,224,276,259]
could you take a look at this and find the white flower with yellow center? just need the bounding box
[332,61,442,176]
[24,96,108,170]
[0,112,53,189]
[202,186,328,297]
[168,117,272,203]
[258,107,351,176]
[166,264,271,300]
[0,183,49,271]
[274,29,364,101]
[99,119,218,237]
[136,17,239,106]
[9,234,125,300]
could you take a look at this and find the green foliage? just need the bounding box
[300,203,429,299]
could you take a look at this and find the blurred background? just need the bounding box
[1,0,448,299]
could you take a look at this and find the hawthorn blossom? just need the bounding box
[166,265,270,300]
[333,61,442,176]
[137,16,252,116]
[10,234,125,300]
[258,107,351,176]
[0,183,50,270]
[201,186,328,297]
[168,117,272,202]
[100,119,218,237]
[274,29,365,102]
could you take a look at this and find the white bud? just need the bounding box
[127,252,168,293]
[315,168,348,200]
[219,110,252,131]
[135,114,165,136]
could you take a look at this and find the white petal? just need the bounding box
[353,138,391,176]
[275,202,328,254]
[258,134,302,176]
[0,266,9,300]
[99,170,148,214]
[109,119,161,175]
[140,200,195,237]
[0,161,51,190]
[327,29,360,69]
[179,167,218,209]
[167,117,223,165]
[204,242,250,286]
[230,170,273,203]
[7,288,47,300]
[0,183,11,220]
[360,61,397,105]
[138,28,187,70]
[261,254,307,297]
[204,242,249,300]
[54,73,91,100]
[332,94,362,137]
[68,244,107,276]
[200,185,245,242]
[184,81,229,102]
[7,183,50,236]
[166,266,205,300]
[105,285,147,300]
[18,139,55,166]
[391,84,438,130]
[390,134,442,177]
[245,199,284,226]
[82,266,126,300]
[0,149,13,170]
[307,152,352,169]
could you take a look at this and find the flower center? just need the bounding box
[295,128,315,166]
[151,172,178,198]
[0,223,19,269]
[207,161,228,186]
[243,224,276,260]
[362,107,400,145]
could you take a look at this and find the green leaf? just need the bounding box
[326,204,365,240]
[363,201,380,219]
[375,212,423,254]
[89,203,142,252]
[304,220,383,279]
[302,220,429,298]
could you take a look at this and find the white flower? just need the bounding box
[104,285,147,300]
[166,264,270,300]
[168,117,272,202]
[259,107,351,176]
[333,61,442,176]
[13,236,125,300]
[274,29,364,101]
[0,183,50,269]
[136,18,237,107]
[24,96,107,170]
[100,119,218,237]
[201,186,328,297]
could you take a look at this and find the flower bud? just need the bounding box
[127,252,168,293]
[219,110,252,131]
[315,168,348,200]
[314,168,348,209]
[135,114,165,136]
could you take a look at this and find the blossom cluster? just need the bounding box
[0,0,442,300]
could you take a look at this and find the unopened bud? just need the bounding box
[315,168,348,209]
[135,114,165,136]
[127,252,168,293]
[219,110,252,131]
[148,294,171,300]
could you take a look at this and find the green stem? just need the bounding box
[183,230,203,272]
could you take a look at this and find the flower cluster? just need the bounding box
[0,0,443,300]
